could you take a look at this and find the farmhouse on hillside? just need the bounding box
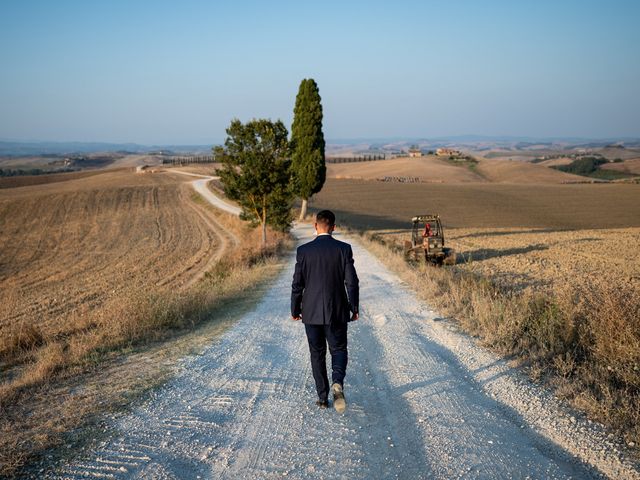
[436,148,461,157]
[408,148,422,157]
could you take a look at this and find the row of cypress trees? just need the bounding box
[216,79,326,247]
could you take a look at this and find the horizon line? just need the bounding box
[2,134,640,148]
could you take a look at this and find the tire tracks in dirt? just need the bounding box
[0,172,234,335]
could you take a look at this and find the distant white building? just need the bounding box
[436,148,461,157]
[408,148,422,158]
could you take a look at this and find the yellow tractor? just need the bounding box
[404,215,456,266]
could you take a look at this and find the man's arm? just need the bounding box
[291,248,305,320]
[344,245,359,320]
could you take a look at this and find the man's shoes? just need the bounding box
[315,399,329,409]
[331,383,346,414]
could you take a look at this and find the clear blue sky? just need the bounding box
[1,0,639,144]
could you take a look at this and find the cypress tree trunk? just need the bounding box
[299,198,308,221]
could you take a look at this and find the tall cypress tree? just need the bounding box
[290,78,326,221]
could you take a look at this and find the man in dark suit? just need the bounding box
[291,210,359,413]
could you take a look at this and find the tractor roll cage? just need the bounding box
[411,215,444,243]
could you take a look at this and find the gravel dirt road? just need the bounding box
[169,170,241,216]
[44,182,640,479]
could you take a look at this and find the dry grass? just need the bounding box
[357,231,640,450]
[0,169,291,476]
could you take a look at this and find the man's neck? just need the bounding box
[317,232,332,236]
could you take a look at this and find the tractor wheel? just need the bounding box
[425,254,438,267]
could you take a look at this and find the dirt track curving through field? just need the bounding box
[165,170,241,288]
[168,170,242,217]
[45,188,640,479]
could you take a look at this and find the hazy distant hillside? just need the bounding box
[326,137,640,157]
[0,141,214,156]
[3,137,639,158]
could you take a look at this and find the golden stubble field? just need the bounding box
[373,227,640,296]
[0,169,232,365]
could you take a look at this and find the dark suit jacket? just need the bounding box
[291,234,359,325]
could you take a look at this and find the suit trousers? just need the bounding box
[304,322,348,401]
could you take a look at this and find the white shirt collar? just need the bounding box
[316,232,332,236]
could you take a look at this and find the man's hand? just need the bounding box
[292,315,301,321]
[351,312,359,321]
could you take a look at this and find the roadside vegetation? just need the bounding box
[356,232,640,452]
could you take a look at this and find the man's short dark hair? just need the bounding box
[316,210,335,227]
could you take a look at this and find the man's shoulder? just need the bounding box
[332,237,352,251]
[315,235,352,250]
[296,239,318,255]
[297,236,351,253]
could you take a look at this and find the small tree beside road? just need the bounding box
[215,118,292,248]
[290,78,326,221]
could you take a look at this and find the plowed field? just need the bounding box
[312,179,640,230]
[0,169,224,344]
